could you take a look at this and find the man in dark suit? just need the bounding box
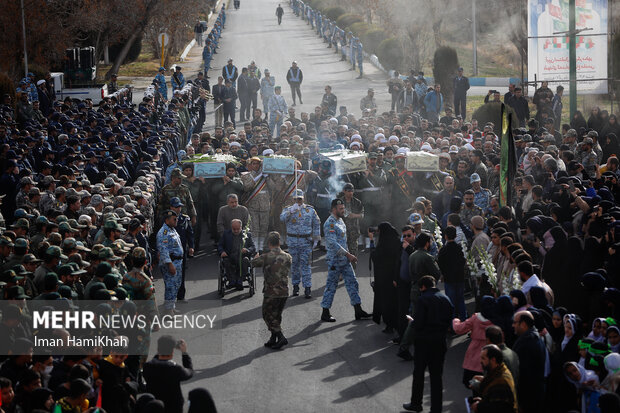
[512,310,546,413]
[222,79,237,128]
[211,76,225,127]
[453,67,470,119]
[403,275,453,412]
[218,218,256,289]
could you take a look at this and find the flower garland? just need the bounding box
[239,217,252,278]
[434,224,443,249]
[499,267,522,294]
[183,153,240,164]
[476,246,498,294]
[462,242,479,279]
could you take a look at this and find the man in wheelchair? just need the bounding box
[218,219,256,290]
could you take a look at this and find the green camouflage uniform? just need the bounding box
[252,247,291,333]
[158,182,197,223]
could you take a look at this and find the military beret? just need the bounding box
[163,210,178,219]
[331,198,344,208]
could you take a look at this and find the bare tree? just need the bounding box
[104,0,160,79]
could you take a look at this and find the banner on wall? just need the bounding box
[527,0,608,95]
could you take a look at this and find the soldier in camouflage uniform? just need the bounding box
[39,176,57,216]
[576,137,599,178]
[122,247,158,321]
[16,176,35,209]
[252,231,291,350]
[158,168,197,226]
[240,157,273,251]
[340,183,364,262]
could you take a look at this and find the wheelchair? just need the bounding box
[218,255,256,297]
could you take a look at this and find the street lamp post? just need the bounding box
[472,0,477,76]
[21,0,28,77]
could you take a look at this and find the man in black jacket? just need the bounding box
[437,226,467,320]
[237,67,251,122]
[143,335,194,413]
[506,87,530,128]
[512,311,546,413]
[453,67,470,119]
[403,275,454,413]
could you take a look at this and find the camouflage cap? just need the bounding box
[11,218,30,229]
[35,216,49,225]
[1,270,23,283]
[28,187,41,196]
[111,240,132,254]
[6,285,29,300]
[68,219,86,229]
[103,177,115,188]
[75,241,91,253]
[99,247,121,261]
[23,253,42,264]
[14,209,34,219]
[13,238,28,249]
[131,247,146,260]
[62,237,78,250]
[171,168,183,178]
[56,215,68,224]
[11,265,31,276]
[104,220,125,232]
[58,222,78,233]
[19,176,35,186]
[46,245,68,260]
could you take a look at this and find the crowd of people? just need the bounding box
[0,0,619,411]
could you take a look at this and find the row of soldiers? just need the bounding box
[291,0,364,78]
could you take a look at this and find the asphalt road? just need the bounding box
[147,2,477,412]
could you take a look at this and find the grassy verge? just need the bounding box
[96,43,182,81]
[465,94,615,124]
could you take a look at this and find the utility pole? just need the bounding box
[569,0,577,119]
[20,0,28,77]
[472,0,477,76]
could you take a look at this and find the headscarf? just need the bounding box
[587,317,607,342]
[550,307,568,344]
[135,394,156,413]
[375,222,401,255]
[563,361,599,388]
[188,388,218,413]
[604,352,620,375]
[510,289,528,311]
[480,295,496,321]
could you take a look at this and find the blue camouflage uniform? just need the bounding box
[27,78,39,102]
[356,41,364,75]
[157,220,184,309]
[171,71,185,91]
[350,37,358,69]
[155,72,168,100]
[321,214,361,309]
[175,212,194,300]
[280,201,320,288]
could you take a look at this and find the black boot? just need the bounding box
[304,287,311,298]
[292,285,299,296]
[264,332,277,348]
[271,332,288,349]
[321,308,336,322]
[354,304,372,320]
